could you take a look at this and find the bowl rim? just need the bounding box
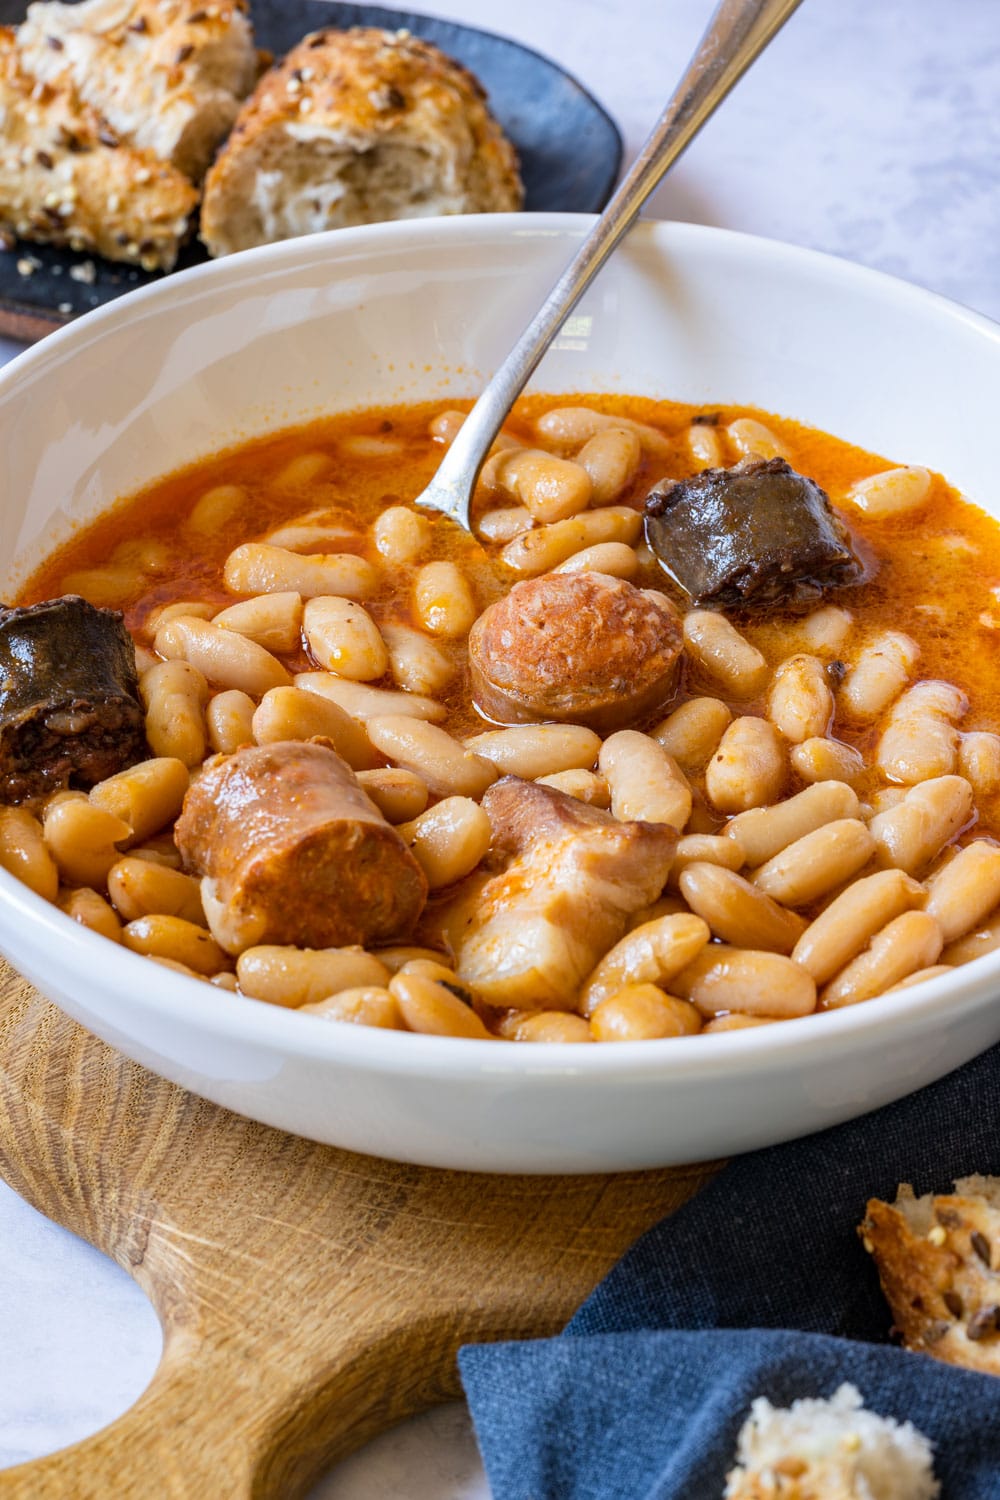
[3,210,1000,1082]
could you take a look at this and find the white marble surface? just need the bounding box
[1,0,999,1491]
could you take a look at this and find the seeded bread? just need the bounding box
[0,26,197,269]
[16,0,257,182]
[200,26,523,257]
[859,1175,1000,1373]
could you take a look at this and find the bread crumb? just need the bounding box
[725,1384,939,1499]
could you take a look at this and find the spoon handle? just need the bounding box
[420,0,805,528]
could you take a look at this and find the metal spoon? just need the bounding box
[416,0,804,530]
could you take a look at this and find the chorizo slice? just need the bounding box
[174,739,427,954]
[468,571,683,733]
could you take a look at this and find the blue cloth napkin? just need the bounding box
[459,1043,1000,1497]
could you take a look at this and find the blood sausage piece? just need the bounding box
[0,594,146,804]
[645,458,863,612]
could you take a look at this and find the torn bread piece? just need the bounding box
[860,1175,1000,1373]
[16,0,257,182]
[0,27,196,269]
[725,1383,939,1500]
[200,26,523,256]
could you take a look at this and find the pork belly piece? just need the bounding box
[449,778,677,1010]
[645,458,863,613]
[174,739,427,954]
[468,572,683,733]
[0,595,146,804]
[17,0,257,183]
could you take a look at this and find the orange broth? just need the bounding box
[20,394,1000,830]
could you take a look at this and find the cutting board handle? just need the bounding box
[0,967,714,1498]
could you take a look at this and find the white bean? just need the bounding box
[295,672,445,723]
[476,506,533,544]
[751,818,875,907]
[725,417,789,461]
[413,562,477,638]
[500,507,642,576]
[687,420,723,468]
[767,654,833,743]
[206,690,256,754]
[705,717,785,815]
[599,731,692,829]
[960,732,1000,797]
[355,769,429,823]
[791,868,926,984]
[223,544,376,600]
[671,945,816,1019]
[869,769,972,875]
[553,542,639,579]
[366,716,497,799]
[140,659,208,767]
[535,406,670,455]
[397,798,492,889]
[821,911,943,1008]
[797,606,854,656]
[212,592,303,654]
[723,780,860,866]
[789,737,866,789]
[840,631,920,719]
[302,596,388,681]
[846,465,932,519]
[579,914,711,1016]
[485,448,592,523]
[925,841,1000,943]
[466,725,601,780]
[155,616,290,696]
[381,622,455,697]
[651,698,732,772]
[576,427,642,505]
[372,507,431,566]
[683,612,768,699]
[535,769,611,807]
[678,863,806,953]
[875,680,966,784]
[251,686,374,770]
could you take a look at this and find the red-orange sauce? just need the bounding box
[20,395,1000,831]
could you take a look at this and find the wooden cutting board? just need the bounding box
[0,961,715,1498]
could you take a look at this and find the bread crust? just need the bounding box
[860,1178,1000,1373]
[16,0,257,182]
[0,26,196,269]
[200,26,523,255]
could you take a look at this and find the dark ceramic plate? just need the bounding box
[0,0,622,341]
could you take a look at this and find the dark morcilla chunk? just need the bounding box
[644,458,863,613]
[0,595,146,804]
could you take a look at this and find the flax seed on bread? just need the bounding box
[0,26,196,269]
[200,27,523,257]
[16,0,257,182]
[860,1174,1000,1374]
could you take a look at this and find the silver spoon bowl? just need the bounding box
[416,0,804,530]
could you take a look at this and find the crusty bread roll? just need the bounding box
[200,27,523,256]
[860,1175,1000,1374]
[725,1384,939,1500]
[0,26,196,269]
[16,0,257,182]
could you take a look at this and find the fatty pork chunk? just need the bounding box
[174,739,427,954]
[447,778,677,1011]
[0,595,146,804]
[645,457,863,613]
[468,571,683,733]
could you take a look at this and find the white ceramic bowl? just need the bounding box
[3,214,1000,1173]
